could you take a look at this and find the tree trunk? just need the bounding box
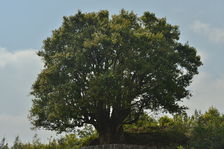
[97,124,124,144]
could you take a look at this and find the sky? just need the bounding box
[0,0,224,145]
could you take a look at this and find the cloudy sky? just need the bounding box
[0,0,224,145]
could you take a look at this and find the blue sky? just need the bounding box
[0,0,224,145]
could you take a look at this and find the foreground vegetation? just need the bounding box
[1,107,224,149]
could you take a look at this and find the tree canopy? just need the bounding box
[29,10,202,144]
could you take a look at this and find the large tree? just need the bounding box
[29,10,202,144]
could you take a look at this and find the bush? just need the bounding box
[3,107,224,149]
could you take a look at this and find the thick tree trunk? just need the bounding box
[97,124,124,144]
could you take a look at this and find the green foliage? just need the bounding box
[124,107,224,149]
[76,124,95,138]
[29,9,202,144]
[0,138,9,149]
[124,108,224,149]
[177,146,185,149]
[187,107,224,149]
[124,113,189,148]
[11,136,23,149]
[3,107,224,148]
[1,133,97,149]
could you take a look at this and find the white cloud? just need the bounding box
[191,21,224,44]
[0,48,58,145]
[0,48,43,115]
[0,114,62,146]
[184,72,224,114]
[0,48,40,68]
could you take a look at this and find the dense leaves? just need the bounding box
[187,108,224,149]
[125,107,224,149]
[29,10,202,144]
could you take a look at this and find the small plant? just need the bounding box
[177,145,184,149]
